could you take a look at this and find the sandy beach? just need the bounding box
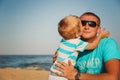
[0,68,50,80]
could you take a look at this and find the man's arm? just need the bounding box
[79,59,120,80]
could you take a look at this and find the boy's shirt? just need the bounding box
[57,38,88,65]
[50,38,88,73]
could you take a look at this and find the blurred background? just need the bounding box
[0,0,120,55]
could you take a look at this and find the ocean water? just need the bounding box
[0,55,53,70]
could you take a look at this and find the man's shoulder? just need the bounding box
[101,37,116,43]
[99,37,118,47]
[101,38,120,61]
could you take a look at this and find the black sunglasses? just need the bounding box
[81,20,97,27]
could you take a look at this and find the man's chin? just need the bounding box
[80,36,89,41]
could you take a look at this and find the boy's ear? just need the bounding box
[75,32,81,38]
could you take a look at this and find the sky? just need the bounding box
[0,0,120,55]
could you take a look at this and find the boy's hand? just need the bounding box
[99,28,110,38]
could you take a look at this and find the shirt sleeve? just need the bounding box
[102,38,120,62]
[75,40,88,52]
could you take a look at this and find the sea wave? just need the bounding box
[0,55,53,70]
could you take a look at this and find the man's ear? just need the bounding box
[97,27,101,33]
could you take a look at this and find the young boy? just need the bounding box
[48,15,109,80]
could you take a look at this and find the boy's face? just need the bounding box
[80,15,100,40]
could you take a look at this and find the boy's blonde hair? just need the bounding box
[58,15,82,40]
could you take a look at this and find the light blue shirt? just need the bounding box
[75,38,120,74]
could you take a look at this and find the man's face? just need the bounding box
[80,15,100,40]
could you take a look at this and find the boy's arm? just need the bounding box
[86,30,109,50]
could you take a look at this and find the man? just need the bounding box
[53,12,120,80]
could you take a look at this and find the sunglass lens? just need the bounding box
[88,21,96,27]
[81,21,87,26]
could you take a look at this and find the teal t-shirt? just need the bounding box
[75,38,120,74]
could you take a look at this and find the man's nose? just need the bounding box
[84,23,90,29]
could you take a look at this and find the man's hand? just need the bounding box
[54,60,77,80]
[53,51,58,63]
